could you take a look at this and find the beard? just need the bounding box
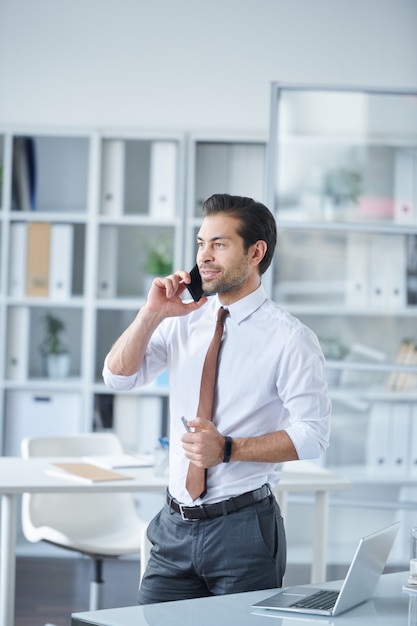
[201,255,250,295]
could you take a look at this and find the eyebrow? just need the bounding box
[196,234,232,242]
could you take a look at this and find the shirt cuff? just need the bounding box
[285,423,328,461]
[102,354,139,390]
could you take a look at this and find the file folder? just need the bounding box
[101,140,126,216]
[26,222,50,296]
[8,222,28,297]
[49,223,74,299]
[149,141,177,218]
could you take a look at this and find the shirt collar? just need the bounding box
[213,283,268,325]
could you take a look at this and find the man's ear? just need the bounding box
[251,240,267,267]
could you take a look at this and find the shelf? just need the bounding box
[5,297,86,307]
[278,303,417,316]
[275,216,417,235]
[6,211,88,223]
[98,214,181,227]
[329,388,417,402]
[277,133,417,147]
[0,381,86,397]
[94,298,145,310]
[327,360,417,373]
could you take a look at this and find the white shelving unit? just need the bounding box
[0,128,268,458]
[267,84,417,562]
[0,128,186,459]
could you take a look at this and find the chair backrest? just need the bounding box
[21,433,139,546]
[21,432,124,458]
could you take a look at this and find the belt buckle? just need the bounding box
[179,503,191,521]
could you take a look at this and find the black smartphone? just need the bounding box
[187,264,205,302]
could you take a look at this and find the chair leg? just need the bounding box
[89,558,104,611]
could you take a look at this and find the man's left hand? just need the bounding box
[181,418,225,468]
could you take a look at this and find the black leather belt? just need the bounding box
[166,484,271,521]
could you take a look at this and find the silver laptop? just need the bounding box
[252,522,400,617]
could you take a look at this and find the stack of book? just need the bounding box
[386,340,417,391]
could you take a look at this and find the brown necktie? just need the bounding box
[186,307,229,500]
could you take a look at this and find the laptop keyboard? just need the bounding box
[290,589,340,611]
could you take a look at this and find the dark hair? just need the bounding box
[201,194,277,275]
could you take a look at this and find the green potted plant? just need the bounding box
[322,168,363,206]
[143,239,173,293]
[319,336,348,387]
[40,313,71,378]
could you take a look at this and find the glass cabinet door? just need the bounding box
[267,84,417,480]
[267,84,417,562]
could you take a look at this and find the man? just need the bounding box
[103,193,331,604]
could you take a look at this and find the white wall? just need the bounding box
[0,0,416,133]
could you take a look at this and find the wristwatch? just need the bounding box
[223,436,232,463]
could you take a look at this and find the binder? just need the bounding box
[406,235,417,305]
[388,403,411,476]
[12,137,32,211]
[366,402,391,471]
[6,306,30,381]
[97,226,118,298]
[49,223,74,299]
[369,234,387,307]
[8,222,28,297]
[101,140,126,216]
[385,235,407,308]
[149,141,177,218]
[368,402,411,475]
[26,222,50,296]
[345,232,370,307]
[367,234,405,308]
[394,148,417,224]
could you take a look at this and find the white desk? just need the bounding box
[0,458,350,626]
[71,571,411,626]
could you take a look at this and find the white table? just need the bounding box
[0,458,350,626]
[273,460,352,584]
[72,571,411,626]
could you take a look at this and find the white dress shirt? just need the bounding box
[103,284,331,505]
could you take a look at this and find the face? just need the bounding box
[196,214,265,304]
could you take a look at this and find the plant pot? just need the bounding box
[44,353,71,379]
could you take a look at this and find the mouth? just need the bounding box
[200,268,220,282]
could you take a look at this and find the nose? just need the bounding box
[197,245,214,264]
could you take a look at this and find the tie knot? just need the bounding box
[217,307,229,324]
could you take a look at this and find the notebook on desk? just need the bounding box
[252,522,400,617]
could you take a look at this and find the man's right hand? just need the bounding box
[144,270,207,321]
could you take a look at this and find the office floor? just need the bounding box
[15,556,354,626]
[15,557,141,626]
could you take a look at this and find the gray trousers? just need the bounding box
[138,489,286,604]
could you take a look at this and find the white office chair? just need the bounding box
[21,433,150,612]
